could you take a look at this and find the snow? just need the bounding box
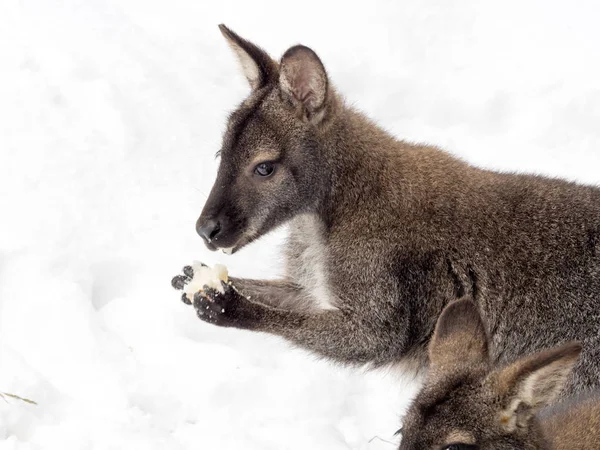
[1,0,599,449]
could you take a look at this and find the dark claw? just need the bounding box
[182,265,194,278]
[172,264,200,290]
[171,275,188,290]
[181,292,192,305]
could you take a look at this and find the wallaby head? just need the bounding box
[196,25,337,253]
[399,299,582,450]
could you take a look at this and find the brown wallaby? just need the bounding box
[398,298,600,450]
[172,25,600,395]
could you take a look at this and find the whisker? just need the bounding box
[368,435,398,446]
[191,187,210,199]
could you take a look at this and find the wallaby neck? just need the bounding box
[314,101,411,226]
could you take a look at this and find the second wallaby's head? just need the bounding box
[196,25,339,253]
[398,299,581,450]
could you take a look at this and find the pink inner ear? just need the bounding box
[287,64,313,103]
[280,47,327,113]
[293,83,313,104]
[292,68,325,112]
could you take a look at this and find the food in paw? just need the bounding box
[182,262,228,302]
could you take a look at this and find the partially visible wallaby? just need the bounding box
[173,25,600,395]
[398,298,600,450]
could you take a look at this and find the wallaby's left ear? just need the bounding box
[428,299,489,372]
[219,24,278,90]
[279,45,329,124]
[495,341,582,432]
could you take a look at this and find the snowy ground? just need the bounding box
[1,1,600,449]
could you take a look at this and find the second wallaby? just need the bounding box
[172,25,600,396]
[398,299,600,450]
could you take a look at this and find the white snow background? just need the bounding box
[1,1,600,449]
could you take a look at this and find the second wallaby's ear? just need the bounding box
[279,45,329,124]
[495,341,582,432]
[218,24,278,90]
[428,299,489,371]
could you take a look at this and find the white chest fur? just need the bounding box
[287,214,337,310]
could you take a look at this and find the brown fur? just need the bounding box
[399,299,600,450]
[192,25,600,395]
[541,392,600,450]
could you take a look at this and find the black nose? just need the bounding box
[196,218,222,243]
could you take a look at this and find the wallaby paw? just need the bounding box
[170,263,207,305]
[192,281,245,327]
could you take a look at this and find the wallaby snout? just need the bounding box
[195,201,245,253]
[195,166,250,253]
[196,216,221,247]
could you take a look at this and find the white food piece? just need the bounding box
[222,247,234,255]
[183,262,228,302]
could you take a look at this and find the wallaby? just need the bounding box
[172,25,600,395]
[398,298,600,450]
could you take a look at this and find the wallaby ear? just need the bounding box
[218,24,278,90]
[428,299,489,371]
[495,341,582,432]
[279,45,329,123]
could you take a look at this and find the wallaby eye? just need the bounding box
[442,444,478,450]
[254,162,275,177]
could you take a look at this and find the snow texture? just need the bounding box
[1,1,599,449]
